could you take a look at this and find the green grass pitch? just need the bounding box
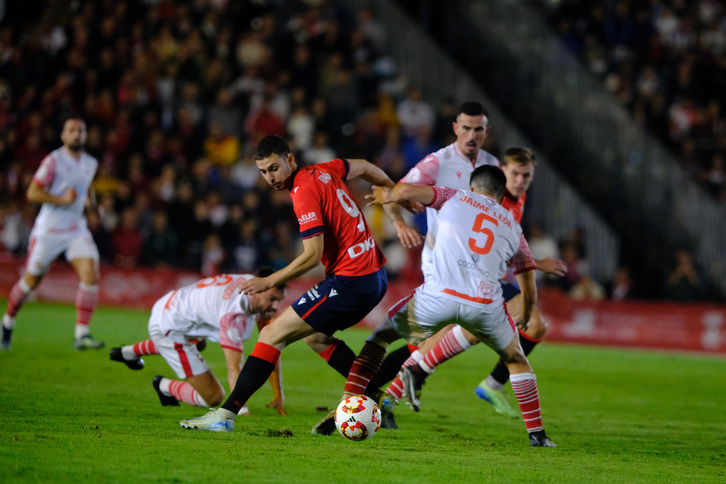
[0,301,724,483]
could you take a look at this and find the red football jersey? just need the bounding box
[290,158,386,276]
[501,189,527,224]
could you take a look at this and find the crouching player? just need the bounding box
[330,165,556,447]
[110,268,288,415]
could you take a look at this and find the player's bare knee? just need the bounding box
[526,312,548,340]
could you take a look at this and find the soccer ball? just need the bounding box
[335,395,381,441]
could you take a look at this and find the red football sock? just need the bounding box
[75,283,98,326]
[510,372,543,432]
[133,339,158,355]
[420,326,471,373]
[344,341,386,396]
[6,279,32,318]
[167,379,209,407]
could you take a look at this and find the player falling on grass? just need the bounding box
[333,165,556,447]
[2,117,104,351]
[388,148,566,420]
[109,268,288,414]
[179,135,419,432]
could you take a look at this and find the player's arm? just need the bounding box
[509,233,538,330]
[27,180,77,205]
[256,318,287,415]
[238,235,323,295]
[222,346,244,395]
[534,257,567,277]
[346,159,422,215]
[366,183,437,206]
[513,270,537,330]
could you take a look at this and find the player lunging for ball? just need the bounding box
[179,135,417,432]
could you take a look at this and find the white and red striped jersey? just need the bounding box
[421,187,536,309]
[32,147,98,233]
[399,143,499,276]
[155,274,260,352]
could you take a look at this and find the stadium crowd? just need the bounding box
[0,0,713,301]
[543,0,726,203]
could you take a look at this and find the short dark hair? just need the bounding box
[501,146,536,166]
[457,101,488,118]
[254,266,288,290]
[470,165,506,200]
[255,135,291,161]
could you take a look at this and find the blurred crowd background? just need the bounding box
[0,0,723,303]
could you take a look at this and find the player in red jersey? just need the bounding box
[180,135,417,432]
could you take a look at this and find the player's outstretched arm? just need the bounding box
[347,159,423,215]
[366,183,436,206]
[238,235,323,295]
[513,270,537,331]
[535,257,567,277]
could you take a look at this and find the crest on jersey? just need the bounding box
[318,172,332,184]
[456,171,462,179]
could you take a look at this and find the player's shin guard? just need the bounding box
[344,339,387,396]
[317,338,356,378]
[510,372,543,432]
[75,283,98,338]
[490,330,541,386]
[420,325,471,374]
[221,342,280,414]
[6,279,32,318]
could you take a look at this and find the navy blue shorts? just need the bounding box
[292,268,388,336]
[501,282,521,302]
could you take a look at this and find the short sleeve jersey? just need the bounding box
[501,189,527,224]
[156,274,260,352]
[422,187,536,310]
[32,147,98,233]
[399,143,499,276]
[290,158,386,277]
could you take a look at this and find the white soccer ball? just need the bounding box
[335,395,381,441]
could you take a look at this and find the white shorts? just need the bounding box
[26,227,99,276]
[388,287,516,351]
[148,298,210,379]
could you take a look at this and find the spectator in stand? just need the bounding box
[203,120,241,167]
[302,130,336,165]
[527,222,560,287]
[112,207,143,270]
[141,210,179,268]
[664,248,706,302]
[397,84,435,139]
[569,271,606,301]
[558,241,588,293]
[608,265,635,301]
